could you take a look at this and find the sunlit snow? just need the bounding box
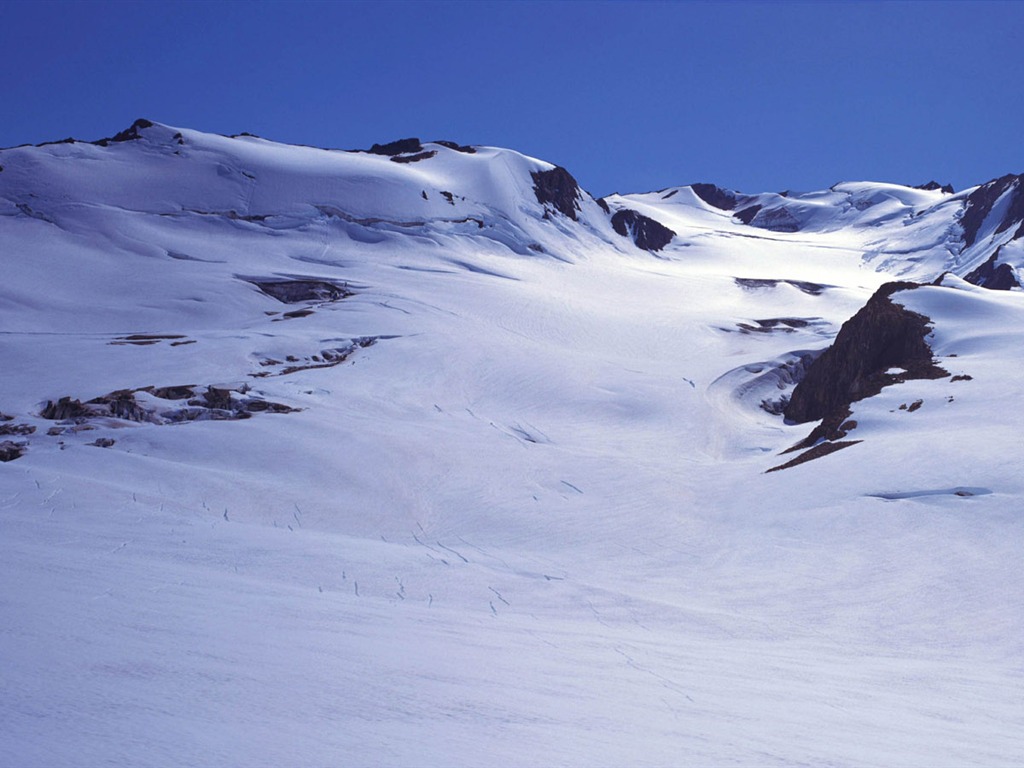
[1,123,1022,766]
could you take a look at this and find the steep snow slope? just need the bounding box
[2,122,1023,767]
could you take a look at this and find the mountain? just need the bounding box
[2,121,1023,767]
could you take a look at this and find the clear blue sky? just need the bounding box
[3,0,1021,196]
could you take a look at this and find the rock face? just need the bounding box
[93,118,155,147]
[690,183,738,211]
[964,251,1021,290]
[915,181,955,193]
[248,279,353,303]
[610,209,675,252]
[531,167,582,221]
[367,138,423,156]
[0,441,25,462]
[390,151,436,164]
[734,204,762,224]
[433,140,476,154]
[746,206,801,233]
[960,173,1024,248]
[40,385,298,429]
[784,282,948,424]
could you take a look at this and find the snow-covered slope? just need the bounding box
[2,121,1023,767]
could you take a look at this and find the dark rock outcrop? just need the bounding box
[783,282,949,424]
[0,441,26,462]
[248,279,352,304]
[0,423,35,436]
[766,440,861,473]
[746,206,801,233]
[531,167,582,221]
[367,138,423,156]
[391,150,436,164]
[734,278,829,295]
[191,387,233,411]
[93,118,155,147]
[959,173,1024,248]
[690,183,738,211]
[964,251,1021,290]
[736,317,811,334]
[734,204,762,225]
[915,181,955,193]
[433,140,476,154]
[610,209,675,252]
[89,390,149,421]
[40,396,91,421]
[145,385,196,400]
[42,384,298,429]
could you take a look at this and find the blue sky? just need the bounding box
[3,0,1021,196]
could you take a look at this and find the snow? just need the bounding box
[1,122,1023,766]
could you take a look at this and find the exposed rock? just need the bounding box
[734,278,828,295]
[89,438,116,448]
[783,282,949,424]
[736,317,812,334]
[110,333,188,346]
[32,137,78,148]
[766,440,861,473]
[0,423,35,436]
[0,412,12,421]
[391,150,437,164]
[964,251,1021,290]
[595,197,611,214]
[610,209,675,251]
[87,390,151,421]
[783,408,856,453]
[93,118,155,147]
[367,138,423,156]
[274,337,380,376]
[144,385,196,400]
[191,387,233,411]
[243,400,297,414]
[734,204,762,225]
[747,206,801,233]
[749,351,824,415]
[690,183,738,211]
[915,181,955,193]
[959,173,1023,248]
[0,441,26,462]
[40,396,91,421]
[41,383,298,428]
[433,140,476,154]
[531,167,582,221]
[248,279,353,304]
